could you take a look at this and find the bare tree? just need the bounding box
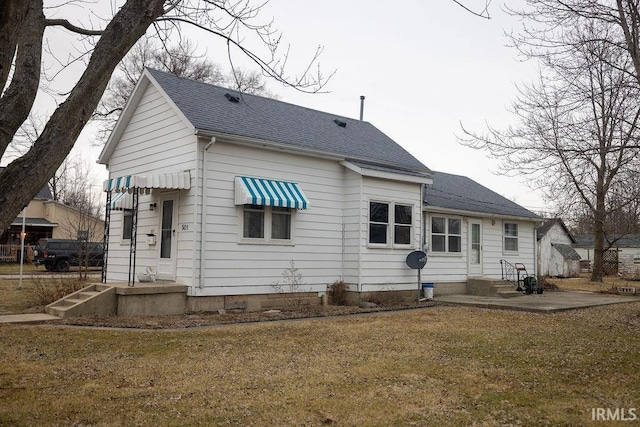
[95,37,275,145]
[505,1,640,85]
[460,17,640,282]
[0,0,332,237]
[51,156,102,216]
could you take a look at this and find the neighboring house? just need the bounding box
[0,171,56,246]
[536,218,580,278]
[422,172,541,295]
[0,168,104,262]
[574,234,640,277]
[98,68,433,309]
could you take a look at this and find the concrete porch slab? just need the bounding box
[436,291,640,313]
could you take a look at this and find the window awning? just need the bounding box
[108,192,133,211]
[234,176,309,209]
[103,172,191,193]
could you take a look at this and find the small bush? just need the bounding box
[29,276,88,306]
[327,281,347,305]
[272,261,310,311]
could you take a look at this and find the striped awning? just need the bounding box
[108,192,133,210]
[104,172,191,193]
[234,176,309,210]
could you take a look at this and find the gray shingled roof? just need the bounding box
[536,218,575,242]
[424,171,539,219]
[0,167,52,199]
[10,218,57,227]
[147,68,429,173]
[573,234,640,248]
[552,243,581,260]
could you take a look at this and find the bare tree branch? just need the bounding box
[44,19,104,36]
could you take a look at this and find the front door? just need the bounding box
[157,195,177,281]
[469,220,483,277]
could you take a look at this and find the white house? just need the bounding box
[574,234,640,278]
[422,172,541,295]
[536,218,580,278]
[98,68,434,310]
[98,69,546,310]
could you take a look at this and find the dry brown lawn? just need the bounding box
[547,273,640,293]
[1,285,640,425]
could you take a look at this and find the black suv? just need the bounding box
[33,239,104,272]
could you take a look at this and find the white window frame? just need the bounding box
[239,205,295,245]
[429,215,462,255]
[368,200,414,248]
[503,222,519,253]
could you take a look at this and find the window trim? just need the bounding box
[429,214,463,256]
[503,221,519,253]
[239,205,296,245]
[368,200,415,248]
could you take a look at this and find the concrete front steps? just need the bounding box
[46,283,189,318]
[467,278,522,298]
[46,284,117,318]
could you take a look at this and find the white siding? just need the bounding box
[342,169,362,286]
[424,213,537,283]
[104,83,196,284]
[358,177,424,291]
[193,142,346,296]
[537,223,574,276]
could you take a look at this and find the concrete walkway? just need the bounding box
[436,290,640,313]
[0,313,60,324]
[1,291,638,324]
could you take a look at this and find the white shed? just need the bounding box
[536,219,580,278]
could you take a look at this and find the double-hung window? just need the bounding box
[242,205,293,243]
[430,216,461,253]
[369,201,413,247]
[504,222,518,252]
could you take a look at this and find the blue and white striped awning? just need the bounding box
[234,176,309,210]
[104,172,191,193]
[108,192,133,210]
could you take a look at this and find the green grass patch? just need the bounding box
[1,303,639,425]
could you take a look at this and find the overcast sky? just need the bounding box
[250,0,547,213]
[9,0,550,214]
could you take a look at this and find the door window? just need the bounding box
[160,200,173,259]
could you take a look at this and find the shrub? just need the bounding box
[327,281,347,305]
[29,276,88,306]
[272,261,310,311]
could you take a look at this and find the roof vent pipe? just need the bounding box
[359,95,365,121]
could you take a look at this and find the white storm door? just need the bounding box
[157,195,177,280]
[469,220,483,277]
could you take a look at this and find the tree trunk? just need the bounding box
[0,0,165,232]
[591,181,606,282]
[0,0,44,156]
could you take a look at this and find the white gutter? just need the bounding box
[195,129,431,178]
[199,137,215,289]
[423,206,540,223]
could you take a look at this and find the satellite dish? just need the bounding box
[406,250,427,269]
